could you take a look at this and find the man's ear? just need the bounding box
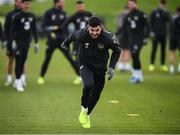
[86,25,90,31]
[101,25,104,30]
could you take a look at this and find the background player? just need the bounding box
[116,5,131,72]
[149,0,170,72]
[117,0,150,84]
[37,0,79,85]
[62,0,93,84]
[4,0,25,86]
[11,0,39,91]
[169,6,180,74]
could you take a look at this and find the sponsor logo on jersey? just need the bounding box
[85,43,89,48]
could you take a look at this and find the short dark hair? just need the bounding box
[129,0,137,3]
[88,16,102,27]
[22,0,30,2]
[160,0,167,5]
[177,6,180,12]
[76,0,83,4]
[54,0,60,4]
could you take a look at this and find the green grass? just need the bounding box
[0,0,180,134]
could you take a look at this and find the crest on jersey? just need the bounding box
[128,17,131,21]
[60,15,64,19]
[28,17,33,22]
[76,18,81,23]
[52,14,56,20]
[21,18,25,23]
[156,13,160,18]
[134,16,139,20]
[98,43,104,49]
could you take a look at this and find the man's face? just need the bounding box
[22,1,31,12]
[76,3,85,12]
[88,25,102,39]
[159,3,166,10]
[128,1,136,11]
[15,0,22,9]
[56,0,64,9]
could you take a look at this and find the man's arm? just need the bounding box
[61,30,80,50]
[143,13,150,39]
[4,13,11,41]
[61,15,75,30]
[107,34,121,80]
[10,15,18,44]
[9,15,19,50]
[116,15,128,35]
[32,15,39,53]
[169,15,174,37]
[150,11,155,34]
[32,15,38,44]
[109,34,121,69]
[0,22,4,42]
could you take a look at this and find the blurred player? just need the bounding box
[4,0,24,86]
[116,5,131,72]
[169,6,180,74]
[11,0,39,91]
[61,16,121,128]
[149,0,170,72]
[117,0,149,84]
[62,0,93,84]
[37,0,79,85]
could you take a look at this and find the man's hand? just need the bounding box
[150,31,155,38]
[143,38,148,45]
[12,41,17,51]
[61,42,70,52]
[50,32,56,39]
[34,43,39,53]
[107,67,114,81]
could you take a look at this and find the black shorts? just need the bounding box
[118,34,130,50]
[169,36,180,51]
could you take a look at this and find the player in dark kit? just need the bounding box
[37,0,79,85]
[169,6,180,74]
[116,5,131,72]
[4,0,24,86]
[149,0,170,72]
[62,0,93,84]
[117,0,149,84]
[61,16,121,128]
[63,0,93,56]
[11,0,39,92]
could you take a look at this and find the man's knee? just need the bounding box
[84,83,93,91]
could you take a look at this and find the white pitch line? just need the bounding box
[108,100,119,104]
[126,113,140,117]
